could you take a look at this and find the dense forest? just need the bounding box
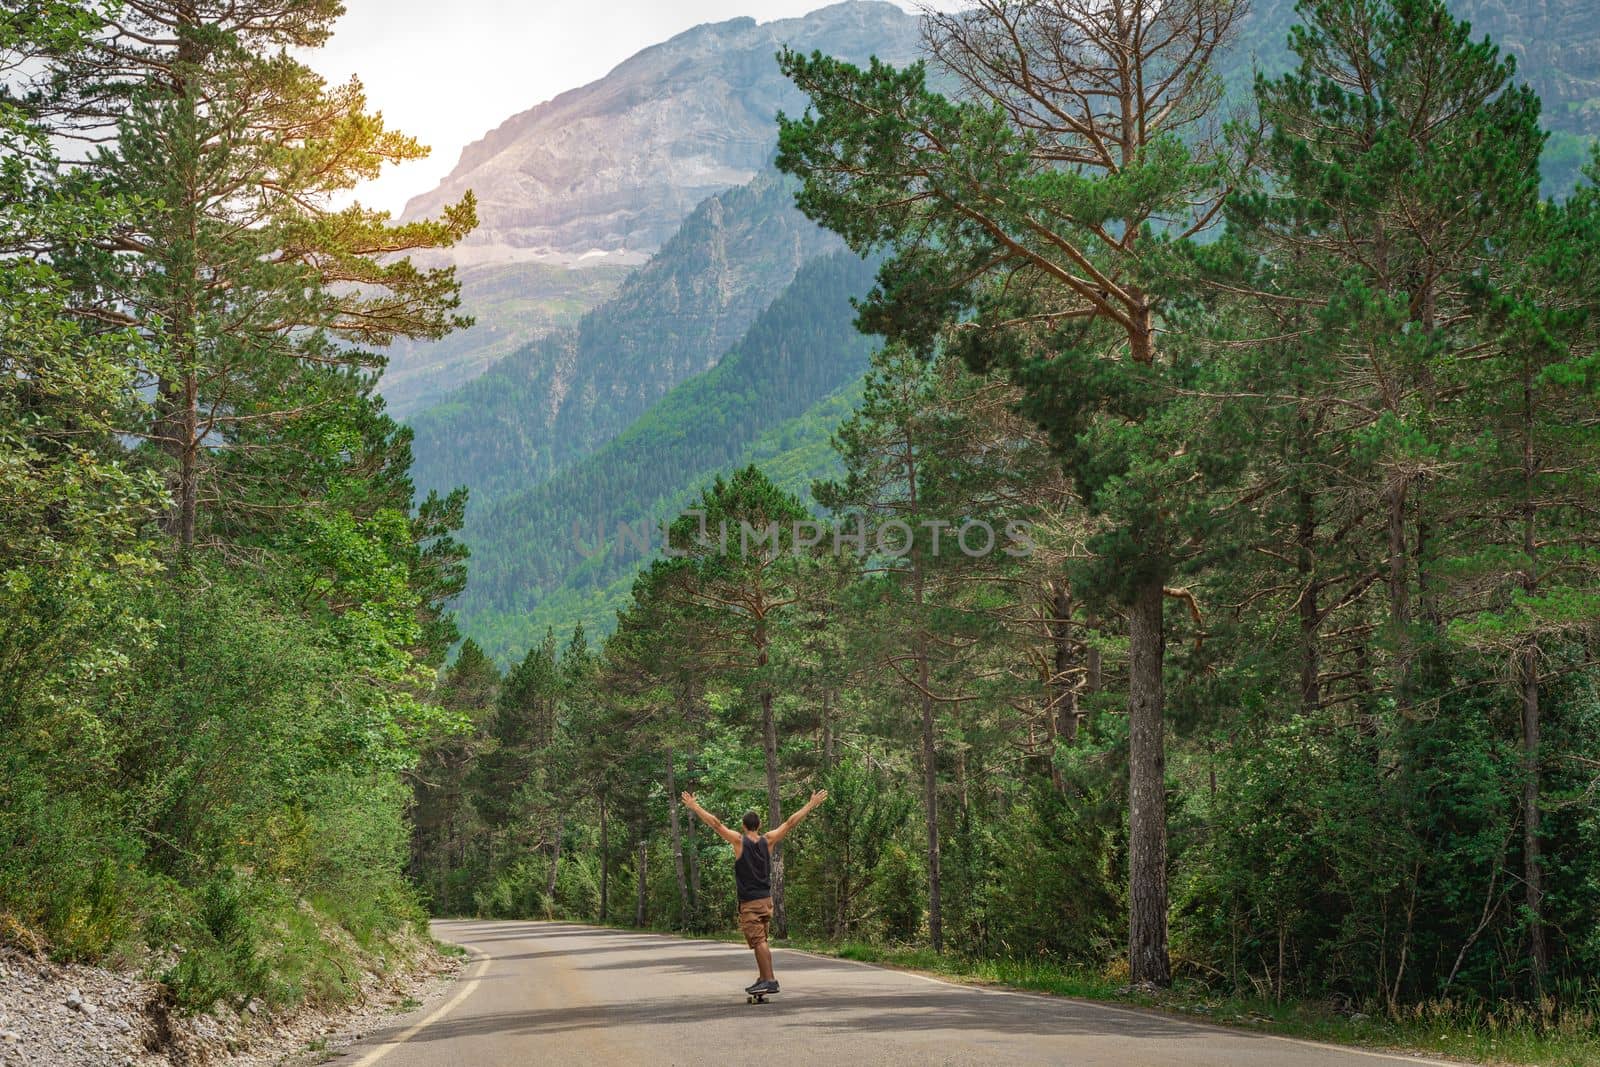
[6,0,1600,1057]
[409,0,1600,1040]
[0,0,474,1011]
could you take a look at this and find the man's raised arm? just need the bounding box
[766,790,829,846]
[680,792,743,846]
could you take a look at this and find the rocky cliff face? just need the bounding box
[401,1,922,267]
[402,0,1595,276]
[407,169,843,504]
[381,260,630,417]
[1468,0,1600,131]
[384,2,920,415]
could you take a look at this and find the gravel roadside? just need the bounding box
[0,938,463,1067]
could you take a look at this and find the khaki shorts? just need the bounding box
[737,896,773,948]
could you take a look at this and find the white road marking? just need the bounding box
[345,947,490,1067]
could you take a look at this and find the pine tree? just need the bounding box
[654,467,813,936]
[51,0,476,557]
[779,0,1248,985]
[1447,171,1600,985]
[608,574,722,925]
[1227,0,1545,703]
[410,641,500,911]
[815,346,1049,951]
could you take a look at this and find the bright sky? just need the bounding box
[308,1,947,216]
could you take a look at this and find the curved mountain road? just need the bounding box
[336,921,1456,1067]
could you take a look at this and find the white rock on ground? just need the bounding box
[0,936,462,1067]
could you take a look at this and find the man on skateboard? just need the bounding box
[680,790,828,998]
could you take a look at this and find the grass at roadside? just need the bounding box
[534,919,1597,1067]
[784,939,1600,1067]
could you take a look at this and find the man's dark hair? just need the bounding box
[742,811,761,831]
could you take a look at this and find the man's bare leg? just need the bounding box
[754,942,775,982]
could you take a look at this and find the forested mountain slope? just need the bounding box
[408,171,841,503]
[466,385,862,654]
[458,251,878,656]
[382,260,631,417]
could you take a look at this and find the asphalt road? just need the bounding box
[335,920,1456,1067]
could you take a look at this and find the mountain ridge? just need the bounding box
[408,169,842,505]
[462,249,878,629]
[399,1,923,266]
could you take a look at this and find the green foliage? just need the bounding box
[0,0,471,1014]
[382,261,632,417]
[11,0,1600,1048]
[411,0,1600,1040]
[984,788,1120,964]
[787,759,913,940]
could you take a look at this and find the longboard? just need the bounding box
[746,989,778,1005]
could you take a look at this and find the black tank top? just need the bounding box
[734,834,771,901]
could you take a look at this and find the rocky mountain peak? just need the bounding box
[400,1,922,270]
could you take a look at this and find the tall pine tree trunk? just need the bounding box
[546,816,563,906]
[1386,483,1414,711]
[685,757,702,906]
[1296,481,1321,712]
[918,637,943,953]
[1520,645,1547,983]
[1127,575,1170,986]
[761,684,785,937]
[898,416,945,955]
[174,375,199,553]
[820,689,835,771]
[599,796,609,924]
[635,840,648,928]
[1520,367,1549,982]
[1049,582,1080,794]
[666,748,691,919]
[160,27,202,556]
[1086,612,1103,697]
[155,360,200,551]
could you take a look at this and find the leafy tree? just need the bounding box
[1,0,477,1009]
[791,759,912,940]
[0,1,163,720]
